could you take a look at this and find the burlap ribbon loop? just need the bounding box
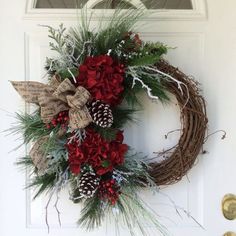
[11,77,92,129]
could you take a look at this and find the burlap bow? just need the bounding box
[11,77,93,129]
[11,77,93,174]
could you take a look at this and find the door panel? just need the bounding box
[1,0,236,235]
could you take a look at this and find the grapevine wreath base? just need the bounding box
[10,8,208,236]
[150,60,208,185]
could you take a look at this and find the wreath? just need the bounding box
[10,8,207,236]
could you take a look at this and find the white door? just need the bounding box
[1,0,236,235]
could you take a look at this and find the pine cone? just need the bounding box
[88,100,113,128]
[78,172,100,198]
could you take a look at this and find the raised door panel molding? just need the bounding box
[24,31,205,229]
[24,0,208,20]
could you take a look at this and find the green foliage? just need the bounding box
[129,54,160,67]
[91,125,117,141]
[29,172,57,199]
[116,151,155,188]
[70,176,83,204]
[70,7,145,57]
[47,24,67,53]
[94,9,144,55]
[78,194,104,230]
[112,106,137,128]
[9,111,52,144]
[44,24,79,74]
[117,191,168,236]
[57,67,78,79]
[128,42,168,66]
[8,111,63,157]
[28,157,69,199]
[75,149,168,235]
[143,42,168,57]
[69,8,96,63]
[122,78,143,108]
[15,156,35,173]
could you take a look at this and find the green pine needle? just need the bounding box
[8,111,52,144]
[29,172,57,199]
[78,195,104,230]
[112,106,138,128]
[129,55,161,66]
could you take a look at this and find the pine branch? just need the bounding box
[92,125,118,141]
[122,79,143,108]
[28,158,69,199]
[8,111,52,144]
[127,42,168,66]
[15,156,36,173]
[128,55,160,66]
[29,172,57,199]
[112,106,137,128]
[117,191,169,236]
[78,195,104,230]
[16,156,33,167]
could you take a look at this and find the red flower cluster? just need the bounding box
[76,55,125,106]
[66,129,128,175]
[98,179,120,205]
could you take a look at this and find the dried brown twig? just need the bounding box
[149,61,208,185]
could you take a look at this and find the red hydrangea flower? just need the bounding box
[76,55,125,106]
[66,139,88,175]
[66,129,128,175]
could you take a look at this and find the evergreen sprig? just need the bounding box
[47,23,67,54]
[28,157,69,199]
[112,106,137,128]
[9,111,52,144]
[78,195,104,230]
[16,156,35,172]
[29,172,57,199]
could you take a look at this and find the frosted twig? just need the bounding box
[107,49,112,56]
[67,68,76,83]
[45,167,70,232]
[133,77,159,100]
[76,41,92,61]
[143,66,190,108]
[128,65,190,108]
[64,36,78,64]
[54,191,61,227]
[45,189,55,233]
[127,67,159,100]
